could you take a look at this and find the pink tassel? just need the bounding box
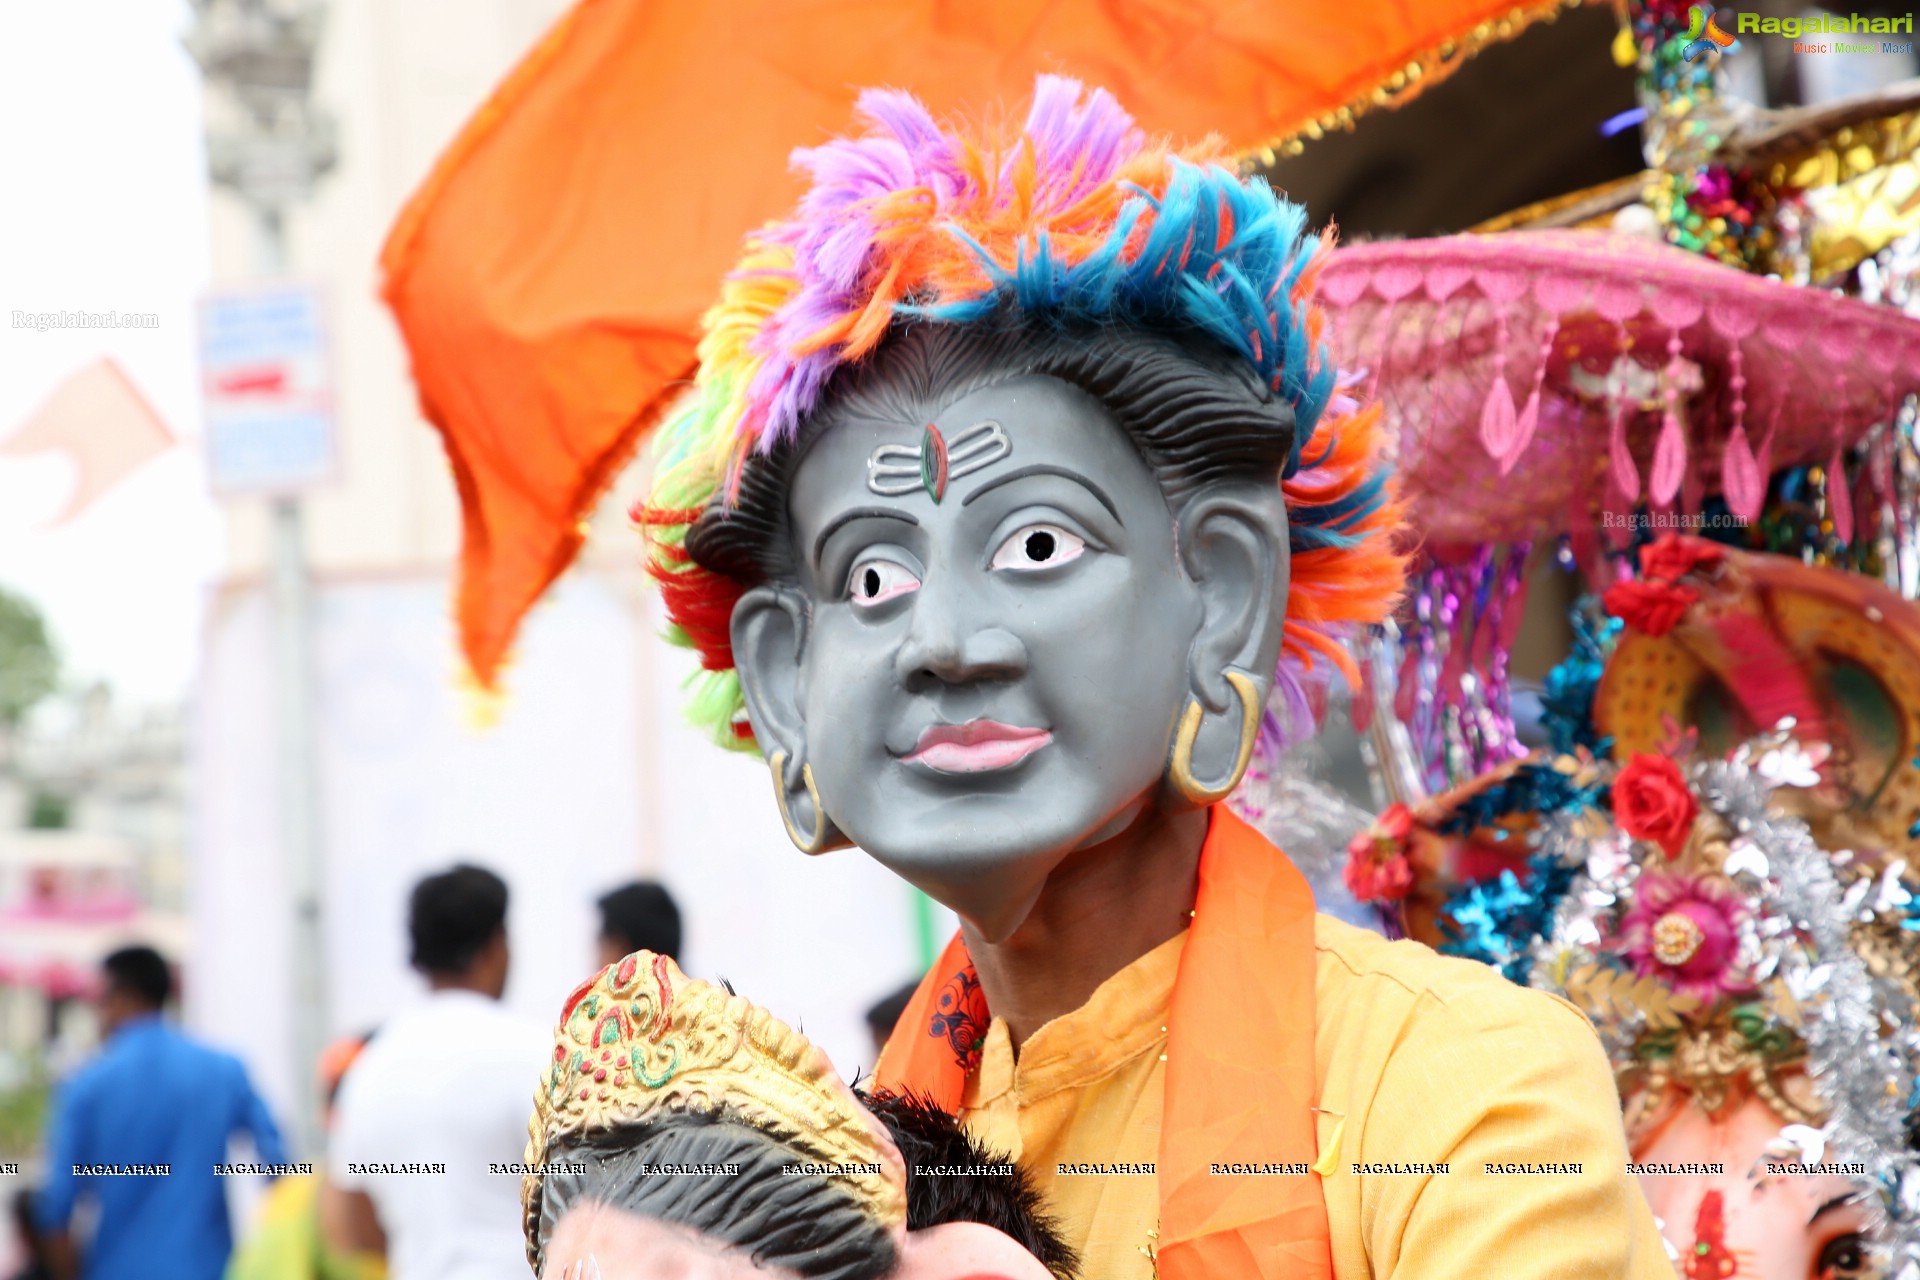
[1501,388,1541,475]
[1650,325,1690,509]
[1609,406,1639,502]
[1480,377,1519,463]
[1651,411,1687,507]
[1723,424,1766,520]
[1830,444,1854,544]
[1500,318,1556,475]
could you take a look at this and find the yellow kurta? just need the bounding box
[960,915,1675,1278]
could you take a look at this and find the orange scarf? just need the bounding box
[873,806,1332,1280]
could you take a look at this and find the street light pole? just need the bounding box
[188,0,336,1160]
[255,206,327,1166]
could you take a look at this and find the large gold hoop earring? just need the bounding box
[1167,670,1262,806]
[769,750,833,855]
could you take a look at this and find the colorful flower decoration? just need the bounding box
[1343,803,1415,901]
[1600,534,1730,639]
[1343,712,1920,1267]
[1615,870,1753,1004]
[1639,533,1726,583]
[1602,578,1701,637]
[1613,752,1702,858]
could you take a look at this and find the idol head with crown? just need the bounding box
[640,76,1403,938]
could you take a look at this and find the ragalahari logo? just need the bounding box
[1682,4,1741,60]
[1732,9,1916,45]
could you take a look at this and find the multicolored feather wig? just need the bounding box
[640,76,1408,749]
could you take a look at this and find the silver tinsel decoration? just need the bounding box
[1694,742,1920,1274]
[1530,813,1643,1065]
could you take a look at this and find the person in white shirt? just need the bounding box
[320,863,551,1280]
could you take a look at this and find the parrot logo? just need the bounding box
[1681,5,1741,60]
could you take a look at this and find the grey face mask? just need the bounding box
[731,368,1291,942]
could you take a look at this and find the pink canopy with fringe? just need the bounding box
[1319,230,1920,546]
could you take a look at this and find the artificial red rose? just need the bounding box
[1611,753,1699,859]
[1344,803,1416,901]
[1602,578,1700,637]
[1639,533,1725,584]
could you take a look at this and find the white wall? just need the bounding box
[191,571,639,1121]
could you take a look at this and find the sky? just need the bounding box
[0,0,224,713]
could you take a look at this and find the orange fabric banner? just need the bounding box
[874,806,1331,1280]
[381,0,1580,685]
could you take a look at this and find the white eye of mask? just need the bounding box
[848,556,921,606]
[989,523,1085,572]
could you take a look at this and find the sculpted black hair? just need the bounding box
[865,1092,1080,1280]
[538,1109,895,1280]
[686,314,1295,588]
[534,1096,1079,1279]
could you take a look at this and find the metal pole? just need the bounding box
[188,0,337,1166]
[257,206,327,1161]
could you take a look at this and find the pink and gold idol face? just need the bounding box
[1631,1088,1872,1279]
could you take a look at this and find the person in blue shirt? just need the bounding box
[35,946,291,1280]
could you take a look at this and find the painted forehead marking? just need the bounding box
[867,420,1012,503]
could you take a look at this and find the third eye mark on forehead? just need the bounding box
[867,420,1012,502]
[860,413,1122,526]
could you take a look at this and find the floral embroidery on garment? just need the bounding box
[929,967,989,1071]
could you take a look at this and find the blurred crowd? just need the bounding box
[5,868,919,1280]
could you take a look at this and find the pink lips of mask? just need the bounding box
[905,721,1053,774]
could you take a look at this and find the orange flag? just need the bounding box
[0,359,174,523]
[381,0,1583,686]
